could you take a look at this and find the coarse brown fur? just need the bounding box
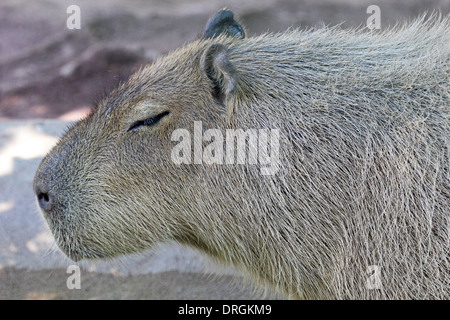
[34,11,449,299]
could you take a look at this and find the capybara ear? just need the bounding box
[200,43,237,102]
[203,9,245,39]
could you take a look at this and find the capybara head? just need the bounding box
[34,9,250,261]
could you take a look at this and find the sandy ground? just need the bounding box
[0,0,449,300]
[0,268,268,300]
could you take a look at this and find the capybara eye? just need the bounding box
[127,111,170,132]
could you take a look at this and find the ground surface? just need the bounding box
[0,0,448,300]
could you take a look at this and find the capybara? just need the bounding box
[34,9,449,299]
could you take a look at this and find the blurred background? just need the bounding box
[0,0,449,299]
[2,0,449,120]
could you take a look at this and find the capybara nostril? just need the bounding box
[35,184,53,212]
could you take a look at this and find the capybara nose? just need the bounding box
[35,182,54,212]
